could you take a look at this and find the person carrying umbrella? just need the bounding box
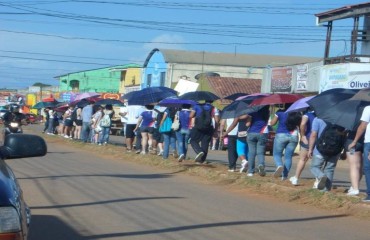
[270,105,302,180]
[190,100,220,163]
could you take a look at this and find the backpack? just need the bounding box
[316,122,346,157]
[71,108,78,122]
[99,114,111,127]
[194,105,213,131]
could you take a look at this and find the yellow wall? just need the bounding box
[120,68,141,93]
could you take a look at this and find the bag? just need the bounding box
[237,131,248,138]
[99,114,111,127]
[171,112,180,131]
[71,108,78,122]
[316,122,346,157]
[194,105,213,131]
[159,116,172,133]
[95,125,102,133]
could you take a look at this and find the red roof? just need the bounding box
[206,76,262,104]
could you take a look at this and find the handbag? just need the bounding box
[171,118,180,131]
[159,117,172,133]
[237,131,248,138]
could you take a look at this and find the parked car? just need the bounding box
[0,134,47,240]
[220,126,275,155]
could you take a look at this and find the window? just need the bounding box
[147,74,152,87]
[160,72,166,86]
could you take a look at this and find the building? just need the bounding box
[142,48,321,95]
[315,2,370,92]
[109,63,142,94]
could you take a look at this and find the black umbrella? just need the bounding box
[224,92,248,101]
[32,100,60,109]
[307,88,359,116]
[315,99,369,131]
[179,91,219,101]
[221,101,264,119]
[95,99,124,106]
[128,87,177,105]
[75,99,91,108]
[220,95,267,119]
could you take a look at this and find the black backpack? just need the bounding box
[316,122,347,157]
[194,105,213,131]
[71,108,78,122]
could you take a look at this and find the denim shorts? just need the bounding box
[344,139,364,153]
[140,126,154,134]
[300,141,309,150]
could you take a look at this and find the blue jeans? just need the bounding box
[163,131,177,159]
[273,133,298,178]
[363,143,370,196]
[176,129,190,157]
[99,126,110,144]
[310,154,339,191]
[247,133,267,174]
[81,121,91,142]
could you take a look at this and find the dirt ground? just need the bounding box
[34,131,370,220]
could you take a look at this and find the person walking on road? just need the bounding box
[349,105,370,202]
[190,100,220,164]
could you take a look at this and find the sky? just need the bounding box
[0,0,365,89]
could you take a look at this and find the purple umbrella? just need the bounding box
[285,96,316,113]
[74,92,101,101]
[159,98,197,108]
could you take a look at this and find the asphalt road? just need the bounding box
[4,124,369,239]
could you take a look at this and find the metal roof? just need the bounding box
[316,2,370,24]
[143,49,321,68]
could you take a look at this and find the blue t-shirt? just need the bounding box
[178,109,191,130]
[311,117,327,156]
[193,103,214,117]
[248,108,269,133]
[275,110,291,134]
[140,110,156,127]
[304,111,316,138]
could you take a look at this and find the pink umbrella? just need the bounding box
[73,92,101,101]
[235,93,270,101]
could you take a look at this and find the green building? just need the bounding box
[55,65,129,93]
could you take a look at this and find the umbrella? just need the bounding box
[224,92,248,101]
[158,98,197,108]
[307,88,359,117]
[315,99,369,131]
[95,99,124,106]
[128,87,177,105]
[74,92,101,101]
[285,96,316,113]
[349,87,370,101]
[32,100,60,109]
[221,101,264,119]
[235,93,270,101]
[249,93,304,106]
[121,91,137,100]
[179,91,220,101]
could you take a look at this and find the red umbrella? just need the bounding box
[249,93,304,106]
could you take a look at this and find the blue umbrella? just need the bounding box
[158,98,197,108]
[285,96,316,113]
[128,87,177,105]
[32,100,60,109]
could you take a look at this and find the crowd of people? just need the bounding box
[39,98,370,203]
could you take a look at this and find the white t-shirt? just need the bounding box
[360,106,370,143]
[226,118,238,136]
[126,105,145,124]
[119,106,128,123]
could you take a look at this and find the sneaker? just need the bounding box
[247,173,253,177]
[157,151,163,156]
[140,151,146,155]
[257,165,266,177]
[211,147,216,151]
[239,160,248,173]
[273,166,283,178]
[98,143,102,146]
[317,176,327,190]
[362,196,370,202]
[178,154,185,162]
[64,135,69,138]
[228,169,236,172]
[194,152,205,162]
[135,150,141,154]
[313,178,319,189]
[347,188,360,196]
[289,176,299,186]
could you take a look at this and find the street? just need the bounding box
[5,125,369,239]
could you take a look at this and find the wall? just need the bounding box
[120,67,141,93]
[262,61,322,94]
[142,51,167,88]
[58,67,121,93]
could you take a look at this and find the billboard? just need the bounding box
[270,67,292,92]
